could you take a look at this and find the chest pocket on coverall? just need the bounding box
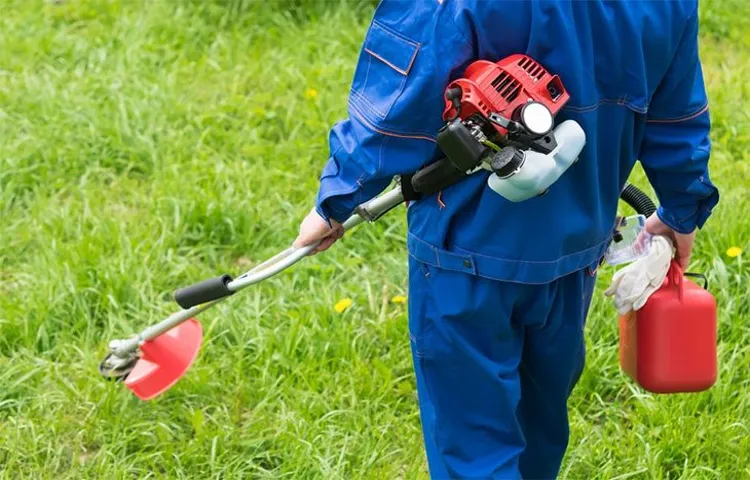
[350,20,420,121]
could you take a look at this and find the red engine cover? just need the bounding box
[443,54,570,135]
[619,261,717,394]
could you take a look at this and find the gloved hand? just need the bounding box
[604,235,676,315]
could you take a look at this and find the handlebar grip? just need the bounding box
[174,274,234,309]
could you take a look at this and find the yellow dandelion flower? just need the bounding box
[334,298,353,313]
[726,246,743,258]
[304,88,319,100]
[391,295,407,304]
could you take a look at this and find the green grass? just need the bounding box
[0,0,748,478]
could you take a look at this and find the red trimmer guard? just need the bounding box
[124,318,203,401]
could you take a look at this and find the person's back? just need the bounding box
[295,1,719,478]
[396,0,717,283]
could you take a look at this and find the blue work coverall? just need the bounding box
[313,1,720,478]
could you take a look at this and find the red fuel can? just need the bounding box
[619,260,717,393]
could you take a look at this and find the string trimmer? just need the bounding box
[99,54,657,400]
[98,182,654,400]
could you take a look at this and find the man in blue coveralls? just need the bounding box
[294,1,719,478]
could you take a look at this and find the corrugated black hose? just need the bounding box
[620,183,656,217]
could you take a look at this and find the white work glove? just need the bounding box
[604,235,676,315]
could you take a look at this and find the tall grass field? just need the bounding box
[1,0,749,478]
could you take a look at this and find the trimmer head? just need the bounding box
[99,318,203,400]
[122,318,203,401]
[99,352,140,381]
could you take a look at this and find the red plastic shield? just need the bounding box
[124,318,203,401]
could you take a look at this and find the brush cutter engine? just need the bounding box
[407,54,585,202]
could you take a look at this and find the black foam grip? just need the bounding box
[620,183,657,217]
[174,274,234,309]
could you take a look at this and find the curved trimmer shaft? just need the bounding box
[101,180,655,379]
[102,186,406,364]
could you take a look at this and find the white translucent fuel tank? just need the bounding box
[486,120,586,202]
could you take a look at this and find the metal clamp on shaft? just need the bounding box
[174,274,234,309]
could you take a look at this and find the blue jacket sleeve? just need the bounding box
[639,9,720,234]
[314,1,476,223]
